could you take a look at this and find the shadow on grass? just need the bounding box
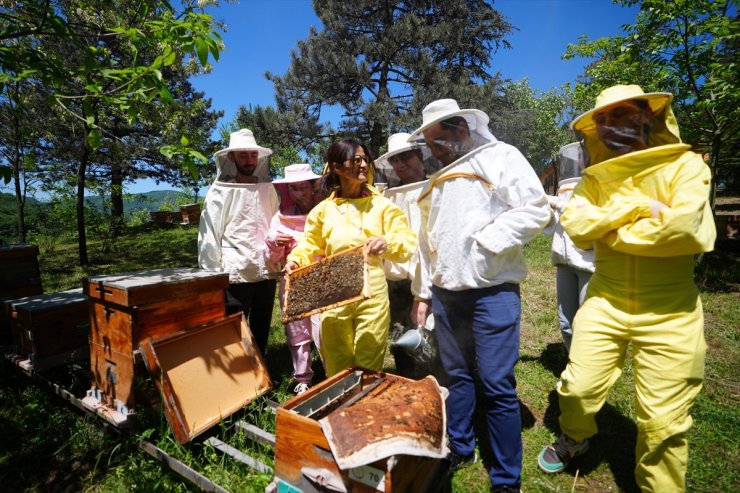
[695,240,740,293]
[520,342,569,378]
[543,389,640,492]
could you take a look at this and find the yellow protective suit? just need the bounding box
[559,99,715,492]
[286,185,417,376]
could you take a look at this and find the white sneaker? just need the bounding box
[294,383,310,395]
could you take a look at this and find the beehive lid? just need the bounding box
[9,288,86,314]
[282,245,370,323]
[0,243,39,258]
[84,268,229,306]
[139,313,272,444]
[319,374,447,469]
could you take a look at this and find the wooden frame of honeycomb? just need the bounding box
[282,245,371,323]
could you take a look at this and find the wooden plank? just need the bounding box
[234,420,276,447]
[139,440,230,493]
[205,436,273,474]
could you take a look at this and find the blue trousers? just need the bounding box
[432,283,522,487]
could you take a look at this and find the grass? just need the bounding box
[1,225,738,492]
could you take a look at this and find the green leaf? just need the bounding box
[196,39,209,66]
[50,16,68,35]
[190,150,208,163]
[180,135,189,146]
[188,161,200,181]
[127,107,138,125]
[160,145,175,159]
[163,48,176,66]
[87,129,102,149]
[159,85,174,104]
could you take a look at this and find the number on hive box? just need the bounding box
[349,463,386,491]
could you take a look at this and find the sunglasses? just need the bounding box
[349,154,370,166]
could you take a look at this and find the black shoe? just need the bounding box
[492,486,521,493]
[445,450,478,471]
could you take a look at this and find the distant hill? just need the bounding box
[84,190,183,214]
[0,190,191,243]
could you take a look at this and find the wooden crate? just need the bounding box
[179,203,201,224]
[7,289,89,370]
[83,268,229,416]
[274,369,445,493]
[283,245,371,323]
[140,313,272,443]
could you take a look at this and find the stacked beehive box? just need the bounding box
[179,203,201,224]
[1,244,44,346]
[81,268,229,420]
[5,289,89,371]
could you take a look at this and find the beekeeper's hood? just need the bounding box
[558,142,588,181]
[374,133,442,188]
[408,99,498,160]
[571,84,681,166]
[272,163,321,214]
[213,128,272,182]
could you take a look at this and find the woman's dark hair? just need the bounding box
[316,138,374,198]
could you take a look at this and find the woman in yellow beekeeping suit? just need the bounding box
[536,85,715,493]
[285,139,417,376]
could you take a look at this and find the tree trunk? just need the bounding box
[76,147,90,266]
[110,166,125,237]
[12,143,26,244]
[708,130,722,213]
[10,93,27,244]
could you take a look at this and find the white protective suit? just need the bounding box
[412,141,551,299]
[198,148,279,283]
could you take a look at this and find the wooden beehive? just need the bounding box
[149,211,181,224]
[283,245,371,323]
[6,289,89,371]
[179,203,201,224]
[83,268,229,417]
[274,368,446,493]
[0,244,44,347]
[0,244,43,300]
[140,313,272,443]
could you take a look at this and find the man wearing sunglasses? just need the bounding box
[409,99,550,493]
[537,85,716,492]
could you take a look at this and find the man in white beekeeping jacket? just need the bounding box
[409,99,551,492]
[198,128,279,356]
[375,132,443,379]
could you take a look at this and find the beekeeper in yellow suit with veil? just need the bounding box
[537,85,715,493]
[285,139,416,377]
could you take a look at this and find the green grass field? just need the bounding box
[1,225,737,492]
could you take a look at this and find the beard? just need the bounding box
[600,125,648,155]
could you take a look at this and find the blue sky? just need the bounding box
[137,0,641,193]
